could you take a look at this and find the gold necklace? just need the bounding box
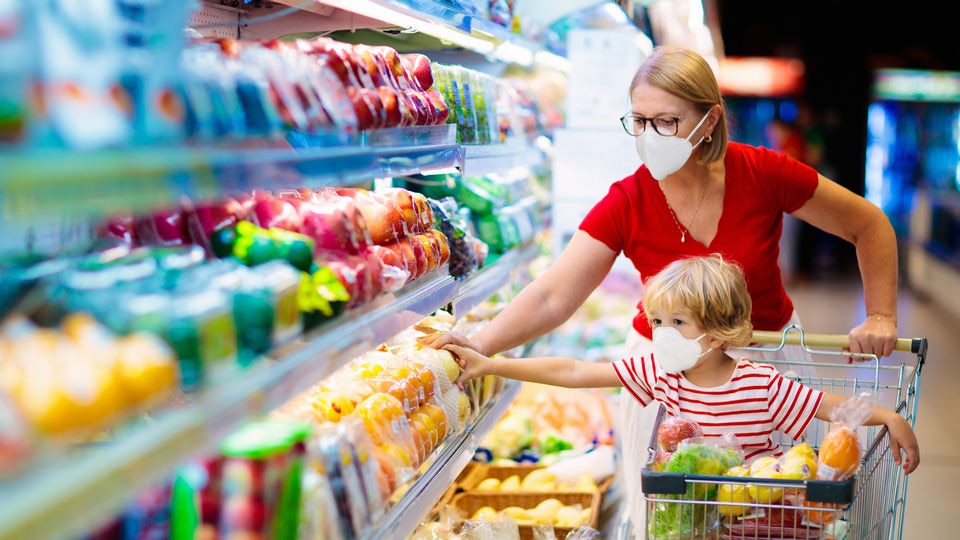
[661,180,707,243]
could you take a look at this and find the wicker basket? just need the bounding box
[460,463,614,494]
[450,491,601,540]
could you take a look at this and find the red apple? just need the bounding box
[401,53,434,91]
[376,86,403,128]
[187,195,243,254]
[135,206,189,247]
[423,88,450,124]
[425,229,450,266]
[657,416,703,452]
[98,214,138,245]
[297,195,372,254]
[406,236,429,280]
[364,244,408,292]
[251,196,301,232]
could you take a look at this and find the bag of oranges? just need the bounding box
[804,392,875,524]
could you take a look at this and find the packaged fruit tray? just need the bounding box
[459,463,614,494]
[450,491,600,540]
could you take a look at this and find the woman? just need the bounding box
[421,45,899,536]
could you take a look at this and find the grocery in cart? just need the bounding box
[640,325,925,540]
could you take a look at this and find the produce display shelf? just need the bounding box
[0,140,464,224]
[0,267,464,540]
[461,139,547,178]
[262,0,569,72]
[363,378,522,540]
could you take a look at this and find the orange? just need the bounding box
[817,425,861,480]
[803,499,844,525]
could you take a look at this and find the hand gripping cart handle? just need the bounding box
[639,325,926,540]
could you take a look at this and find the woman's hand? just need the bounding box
[417,330,485,355]
[846,316,898,361]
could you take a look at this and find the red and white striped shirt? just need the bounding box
[612,354,823,463]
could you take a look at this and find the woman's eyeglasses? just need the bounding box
[618,114,681,137]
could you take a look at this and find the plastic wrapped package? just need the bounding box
[309,422,375,538]
[218,420,311,540]
[429,197,482,279]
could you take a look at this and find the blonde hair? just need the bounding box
[630,46,728,164]
[642,254,753,349]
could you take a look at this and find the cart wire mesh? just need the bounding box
[639,325,926,540]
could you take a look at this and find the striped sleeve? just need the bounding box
[769,371,823,440]
[611,355,656,406]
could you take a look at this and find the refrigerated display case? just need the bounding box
[0,2,566,539]
[864,68,960,319]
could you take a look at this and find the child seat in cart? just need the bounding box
[637,325,925,540]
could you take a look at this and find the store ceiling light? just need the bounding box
[320,0,495,53]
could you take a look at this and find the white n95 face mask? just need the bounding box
[634,111,710,180]
[652,327,708,374]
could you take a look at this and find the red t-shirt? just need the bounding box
[579,142,819,339]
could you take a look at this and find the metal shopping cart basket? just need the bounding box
[639,325,926,540]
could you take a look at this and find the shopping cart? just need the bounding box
[640,325,926,540]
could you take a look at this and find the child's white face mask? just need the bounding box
[652,327,708,373]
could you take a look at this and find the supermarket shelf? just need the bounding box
[251,0,569,72]
[0,239,532,540]
[451,240,541,317]
[364,378,522,539]
[460,140,547,177]
[0,138,464,224]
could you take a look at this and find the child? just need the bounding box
[444,254,919,473]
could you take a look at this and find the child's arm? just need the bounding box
[816,394,920,474]
[443,344,622,389]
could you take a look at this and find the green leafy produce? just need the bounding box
[650,442,743,538]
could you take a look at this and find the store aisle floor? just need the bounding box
[785,277,960,540]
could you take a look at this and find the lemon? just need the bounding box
[717,465,751,516]
[748,456,785,504]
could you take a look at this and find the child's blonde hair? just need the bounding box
[642,254,754,349]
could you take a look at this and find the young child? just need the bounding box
[444,254,919,473]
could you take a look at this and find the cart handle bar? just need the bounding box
[752,330,923,354]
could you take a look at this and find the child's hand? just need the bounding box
[886,415,920,474]
[442,343,489,390]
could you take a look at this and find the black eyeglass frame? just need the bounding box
[618,114,683,137]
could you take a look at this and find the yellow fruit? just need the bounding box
[471,506,499,520]
[437,349,461,383]
[500,475,521,490]
[532,498,564,521]
[115,332,178,409]
[717,465,751,516]
[574,473,599,492]
[748,456,785,504]
[476,478,501,490]
[458,391,470,425]
[781,443,818,479]
[521,468,558,491]
[555,505,588,527]
[501,506,533,523]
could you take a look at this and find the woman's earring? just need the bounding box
[705,133,713,143]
